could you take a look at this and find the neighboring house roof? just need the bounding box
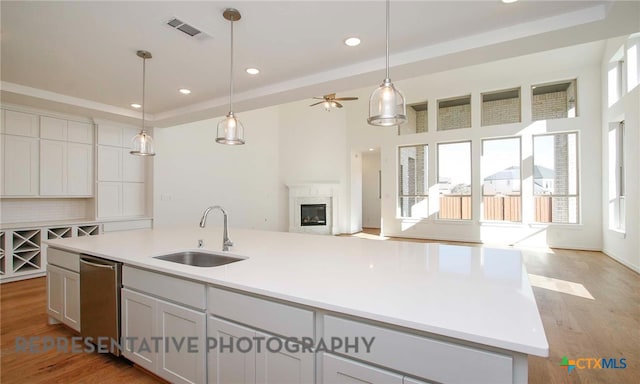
[484,165,554,181]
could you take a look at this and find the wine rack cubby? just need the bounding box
[12,229,41,274]
[47,227,73,240]
[78,225,100,237]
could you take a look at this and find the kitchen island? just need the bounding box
[44,226,548,384]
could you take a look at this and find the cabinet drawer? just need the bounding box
[208,286,314,340]
[123,266,206,310]
[324,315,513,384]
[47,247,80,272]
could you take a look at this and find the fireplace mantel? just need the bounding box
[287,183,339,235]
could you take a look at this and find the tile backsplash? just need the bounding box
[0,198,93,224]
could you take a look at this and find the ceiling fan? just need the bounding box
[309,93,359,110]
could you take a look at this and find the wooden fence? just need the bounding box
[439,195,552,222]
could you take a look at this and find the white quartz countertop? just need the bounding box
[44,226,549,357]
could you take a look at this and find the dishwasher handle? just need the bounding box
[80,257,116,270]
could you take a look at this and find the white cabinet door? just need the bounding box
[322,354,403,384]
[40,116,67,140]
[157,300,206,384]
[123,152,146,182]
[46,264,80,332]
[40,140,67,195]
[256,331,314,384]
[98,146,122,181]
[47,265,64,320]
[121,288,158,373]
[3,135,39,196]
[67,143,93,196]
[98,182,122,217]
[97,123,123,147]
[62,269,80,332]
[208,316,256,384]
[123,183,145,216]
[67,121,93,144]
[3,110,39,137]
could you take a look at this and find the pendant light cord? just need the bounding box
[142,55,146,133]
[229,17,234,112]
[385,0,390,80]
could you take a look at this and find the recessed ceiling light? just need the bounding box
[131,103,141,109]
[246,67,260,75]
[179,88,191,95]
[501,0,518,3]
[368,148,374,151]
[344,37,361,47]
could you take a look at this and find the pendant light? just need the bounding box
[130,50,156,156]
[216,8,245,145]
[367,0,407,127]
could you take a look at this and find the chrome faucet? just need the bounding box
[199,206,234,251]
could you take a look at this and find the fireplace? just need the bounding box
[288,183,339,235]
[301,204,326,226]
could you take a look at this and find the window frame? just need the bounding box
[532,131,580,224]
[481,136,522,222]
[436,140,472,221]
[397,144,429,219]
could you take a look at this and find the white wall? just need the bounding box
[601,35,640,272]
[153,106,285,231]
[346,42,604,250]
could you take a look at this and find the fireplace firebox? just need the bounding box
[301,204,327,226]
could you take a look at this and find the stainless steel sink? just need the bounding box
[153,251,245,267]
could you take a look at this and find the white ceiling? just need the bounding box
[1,1,639,127]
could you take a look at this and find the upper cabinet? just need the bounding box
[96,121,150,218]
[1,107,94,197]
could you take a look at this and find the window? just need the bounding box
[437,95,471,131]
[398,145,428,218]
[481,88,521,126]
[627,35,639,92]
[608,121,625,231]
[533,133,579,224]
[531,79,577,120]
[607,47,625,107]
[482,138,521,222]
[438,141,471,220]
[399,102,428,135]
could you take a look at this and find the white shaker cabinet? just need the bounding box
[67,121,93,144]
[40,116,67,140]
[96,122,148,218]
[2,110,39,137]
[46,248,80,332]
[41,140,92,196]
[255,330,314,384]
[2,134,39,196]
[121,266,206,384]
[208,316,256,384]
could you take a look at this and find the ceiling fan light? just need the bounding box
[216,112,245,145]
[368,78,406,126]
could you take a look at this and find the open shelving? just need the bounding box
[12,229,41,274]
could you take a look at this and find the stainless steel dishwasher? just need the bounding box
[79,254,122,355]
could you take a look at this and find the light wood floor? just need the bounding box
[1,231,638,383]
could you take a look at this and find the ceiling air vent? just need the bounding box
[166,17,208,39]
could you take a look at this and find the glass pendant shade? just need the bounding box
[130,130,155,156]
[216,112,245,145]
[367,78,406,126]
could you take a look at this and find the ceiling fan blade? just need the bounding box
[334,101,344,108]
[334,97,359,101]
[309,101,324,107]
[312,97,325,100]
